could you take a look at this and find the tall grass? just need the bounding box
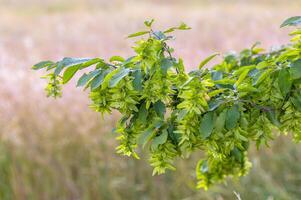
[0,101,300,199]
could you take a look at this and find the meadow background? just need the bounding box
[0,0,301,199]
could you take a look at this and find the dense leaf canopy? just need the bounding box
[33,16,301,189]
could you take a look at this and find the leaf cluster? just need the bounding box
[32,16,301,189]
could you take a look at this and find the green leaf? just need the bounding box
[280,16,301,28]
[266,109,281,127]
[163,23,191,34]
[278,68,292,97]
[138,128,154,148]
[178,22,191,30]
[211,70,223,81]
[132,69,143,91]
[256,61,269,69]
[54,57,100,75]
[232,147,243,163]
[144,19,154,27]
[199,112,214,139]
[290,59,301,80]
[32,60,54,70]
[62,66,79,84]
[163,27,176,34]
[76,69,101,87]
[151,130,168,150]
[198,53,219,69]
[215,110,227,132]
[90,69,110,90]
[160,58,173,75]
[77,73,89,87]
[127,31,149,38]
[80,58,102,69]
[138,103,148,124]
[253,69,272,86]
[109,56,125,63]
[214,78,236,85]
[154,100,166,118]
[208,99,224,111]
[225,105,240,130]
[180,76,196,88]
[233,65,255,76]
[153,118,164,129]
[177,109,188,121]
[235,68,250,87]
[109,68,131,88]
[291,95,301,111]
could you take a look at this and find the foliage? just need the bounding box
[32,16,301,189]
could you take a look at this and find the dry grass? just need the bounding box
[0,0,301,199]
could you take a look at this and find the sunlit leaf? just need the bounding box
[198,53,219,69]
[127,31,149,38]
[109,68,131,88]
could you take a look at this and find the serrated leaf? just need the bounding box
[280,16,301,28]
[62,66,79,84]
[278,68,292,97]
[225,105,240,130]
[54,57,100,75]
[109,68,131,88]
[198,53,219,69]
[199,112,214,139]
[32,60,54,70]
[151,130,168,150]
[90,69,110,90]
[80,58,102,69]
[76,69,101,88]
[127,31,149,38]
[76,73,89,87]
[290,59,301,80]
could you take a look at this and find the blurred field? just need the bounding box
[1,0,301,199]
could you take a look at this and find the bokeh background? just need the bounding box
[1,0,301,199]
